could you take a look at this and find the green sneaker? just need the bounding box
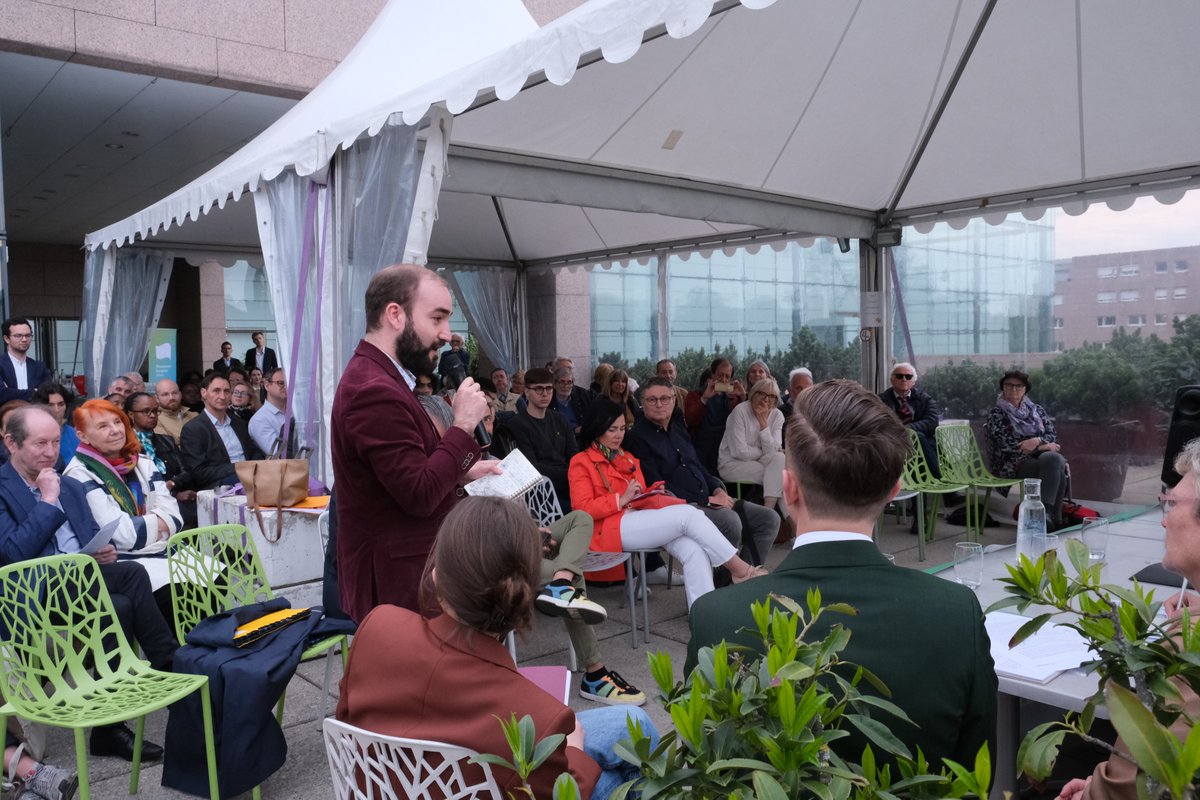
[579,669,646,706]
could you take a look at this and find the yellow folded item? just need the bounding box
[233,607,313,647]
[257,495,331,510]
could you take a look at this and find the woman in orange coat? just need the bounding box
[568,399,766,608]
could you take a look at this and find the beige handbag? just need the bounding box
[235,458,309,542]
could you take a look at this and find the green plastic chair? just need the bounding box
[936,423,1022,538]
[166,525,349,723]
[901,430,968,560]
[0,554,218,800]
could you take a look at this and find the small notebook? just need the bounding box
[464,449,542,498]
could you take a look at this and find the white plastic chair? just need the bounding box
[322,717,501,800]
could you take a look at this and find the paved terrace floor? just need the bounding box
[36,472,1159,798]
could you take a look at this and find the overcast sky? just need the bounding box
[1055,189,1200,260]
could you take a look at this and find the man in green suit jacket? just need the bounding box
[686,379,996,771]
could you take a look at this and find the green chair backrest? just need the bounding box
[166,524,275,646]
[901,429,938,489]
[0,554,139,716]
[936,424,989,483]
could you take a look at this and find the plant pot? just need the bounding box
[1054,420,1135,502]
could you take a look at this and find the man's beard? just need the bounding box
[395,319,438,376]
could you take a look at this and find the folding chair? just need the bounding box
[936,422,1021,538]
[322,717,501,800]
[901,430,968,561]
[0,554,219,800]
[166,525,348,721]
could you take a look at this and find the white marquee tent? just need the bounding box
[83,0,1200,476]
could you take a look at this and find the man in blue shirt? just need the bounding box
[180,372,265,490]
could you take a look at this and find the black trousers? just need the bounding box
[99,561,178,671]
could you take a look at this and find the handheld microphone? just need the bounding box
[474,418,492,449]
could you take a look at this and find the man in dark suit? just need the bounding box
[625,377,777,565]
[686,379,995,771]
[0,406,177,761]
[211,341,244,375]
[243,331,279,376]
[331,264,497,623]
[878,361,942,477]
[179,372,264,490]
[0,317,54,403]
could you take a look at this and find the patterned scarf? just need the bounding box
[136,431,166,474]
[592,443,637,493]
[73,443,144,517]
[996,393,1045,438]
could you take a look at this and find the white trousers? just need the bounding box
[619,504,737,608]
[720,450,786,500]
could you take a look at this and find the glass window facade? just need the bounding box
[223,260,277,356]
[891,215,1056,360]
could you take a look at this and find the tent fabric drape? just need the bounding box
[333,122,422,371]
[444,267,519,374]
[253,170,328,473]
[253,119,431,483]
[82,246,173,396]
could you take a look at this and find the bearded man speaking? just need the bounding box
[332,264,500,621]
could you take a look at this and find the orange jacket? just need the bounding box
[567,445,645,558]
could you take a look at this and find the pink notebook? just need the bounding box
[518,665,571,704]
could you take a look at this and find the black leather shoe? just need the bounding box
[90,723,164,762]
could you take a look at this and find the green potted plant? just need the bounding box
[485,593,990,799]
[991,541,1200,800]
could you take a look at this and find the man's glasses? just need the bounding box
[892,373,914,380]
[268,380,286,387]
[131,408,160,416]
[528,385,554,394]
[643,395,674,406]
[1003,383,1026,390]
[7,333,32,340]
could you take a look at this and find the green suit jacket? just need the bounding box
[686,538,996,769]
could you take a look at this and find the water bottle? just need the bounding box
[1016,478,1046,562]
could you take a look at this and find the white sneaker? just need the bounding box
[644,565,671,585]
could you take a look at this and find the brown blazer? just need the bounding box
[331,341,480,622]
[336,606,600,798]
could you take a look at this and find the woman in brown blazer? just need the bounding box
[336,495,657,799]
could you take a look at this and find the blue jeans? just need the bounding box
[579,706,658,799]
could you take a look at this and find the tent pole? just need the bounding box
[490,195,529,369]
[882,0,998,225]
[858,240,887,393]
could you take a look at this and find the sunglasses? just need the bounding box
[892,373,914,380]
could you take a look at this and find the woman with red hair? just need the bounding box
[63,399,182,595]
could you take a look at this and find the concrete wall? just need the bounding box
[525,267,592,373]
[0,0,389,97]
[5,242,83,319]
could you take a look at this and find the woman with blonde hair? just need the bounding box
[718,378,787,514]
[600,368,639,426]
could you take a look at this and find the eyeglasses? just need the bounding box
[131,408,160,416]
[268,380,286,387]
[1160,493,1189,514]
[892,373,914,380]
[7,333,32,340]
[1002,383,1026,390]
[755,394,780,403]
[643,395,675,406]
[528,385,554,394]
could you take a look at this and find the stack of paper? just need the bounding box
[985,612,1093,684]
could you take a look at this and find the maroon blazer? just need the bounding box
[336,607,600,799]
[331,341,481,622]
